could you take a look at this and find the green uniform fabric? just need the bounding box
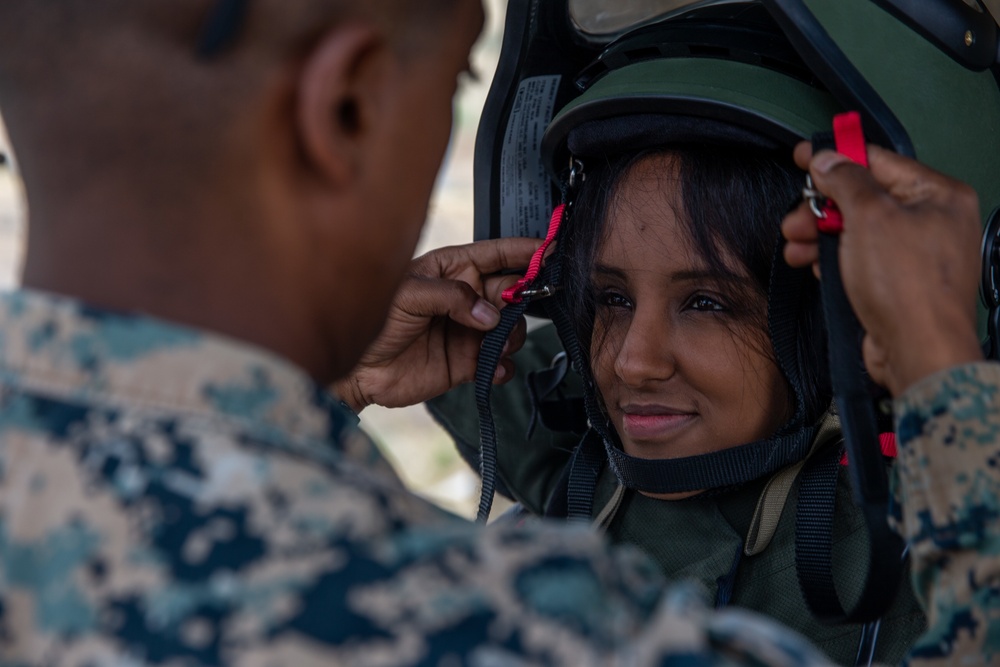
[426,324,926,665]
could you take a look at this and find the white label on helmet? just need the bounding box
[499,75,561,239]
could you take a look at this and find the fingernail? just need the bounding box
[494,365,507,382]
[472,300,500,327]
[813,151,849,174]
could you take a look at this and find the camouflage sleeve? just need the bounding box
[117,434,834,667]
[893,361,1000,664]
[227,458,838,667]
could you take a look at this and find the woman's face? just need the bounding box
[590,155,791,495]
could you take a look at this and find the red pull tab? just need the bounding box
[817,111,869,234]
[502,203,565,304]
[841,432,897,465]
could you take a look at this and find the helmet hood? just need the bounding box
[476,0,1000,255]
[474,0,1000,492]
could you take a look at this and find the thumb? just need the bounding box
[395,276,501,330]
[808,150,890,230]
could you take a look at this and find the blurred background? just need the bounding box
[0,0,510,518]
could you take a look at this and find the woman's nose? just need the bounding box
[613,310,675,388]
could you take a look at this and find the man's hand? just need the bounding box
[782,143,984,396]
[333,237,542,411]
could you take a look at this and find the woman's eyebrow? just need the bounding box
[670,269,744,284]
[593,264,745,285]
[592,264,627,279]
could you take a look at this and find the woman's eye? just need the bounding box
[597,290,632,309]
[688,295,725,312]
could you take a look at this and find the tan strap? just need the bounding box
[592,483,627,533]
[744,411,842,556]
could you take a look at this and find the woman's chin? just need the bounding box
[620,433,703,461]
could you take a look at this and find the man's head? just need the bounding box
[0,0,484,382]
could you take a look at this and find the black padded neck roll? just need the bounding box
[567,115,783,158]
[604,426,817,494]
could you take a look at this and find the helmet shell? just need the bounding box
[476,0,1000,335]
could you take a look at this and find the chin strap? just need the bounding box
[798,110,905,624]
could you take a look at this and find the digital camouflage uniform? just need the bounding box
[893,363,1000,664]
[0,289,995,666]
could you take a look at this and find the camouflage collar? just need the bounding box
[0,290,360,460]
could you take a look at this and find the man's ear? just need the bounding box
[296,23,390,186]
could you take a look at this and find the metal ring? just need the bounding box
[518,285,557,301]
[803,174,827,219]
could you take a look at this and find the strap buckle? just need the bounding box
[802,174,828,220]
[517,284,558,301]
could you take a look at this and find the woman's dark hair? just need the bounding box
[561,143,832,425]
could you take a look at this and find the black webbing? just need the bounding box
[543,270,611,521]
[475,256,562,523]
[565,430,606,522]
[795,233,904,623]
[474,294,532,523]
[818,234,893,510]
[604,427,817,494]
[795,441,844,616]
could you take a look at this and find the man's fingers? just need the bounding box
[781,202,821,268]
[812,145,966,213]
[863,145,954,203]
[861,334,890,389]
[396,276,501,330]
[808,150,890,226]
[782,202,819,242]
[413,237,544,279]
[505,315,527,356]
[793,141,813,171]
[784,241,819,269]
[483,273,522,306]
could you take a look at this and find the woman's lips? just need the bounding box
[621,407,697,441]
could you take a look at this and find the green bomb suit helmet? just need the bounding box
[475,0,1000,346]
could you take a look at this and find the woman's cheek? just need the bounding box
[590,317,624,393]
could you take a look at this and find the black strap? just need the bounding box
[604,427,817,494]
[795,441,844,616]
[795,232,903,623]
[540,267,612,521]
[543,453,572,519]
[474,295,532,523]
[715,544,744,608]
[565,430,606,522]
